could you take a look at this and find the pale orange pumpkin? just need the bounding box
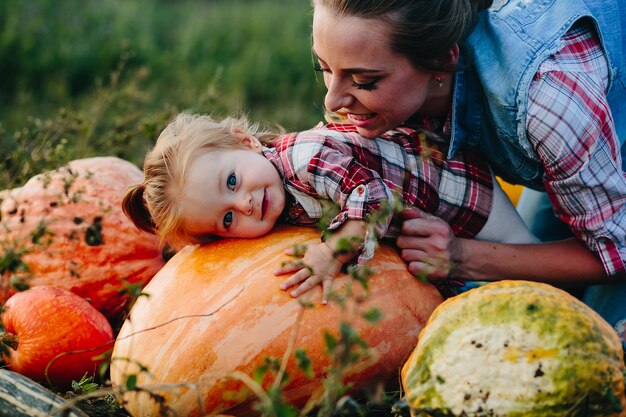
[110,225,443,416]
[1,286,114,388]
[0,157,164,319]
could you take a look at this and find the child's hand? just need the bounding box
[274,242,343,304]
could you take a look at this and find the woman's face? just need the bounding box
[312,6,445,138]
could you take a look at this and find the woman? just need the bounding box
[310,0,626,337]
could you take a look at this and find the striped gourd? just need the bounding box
[0,369,87,417]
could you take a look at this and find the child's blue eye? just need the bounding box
[223,212,233,229]
[227,172,237,190]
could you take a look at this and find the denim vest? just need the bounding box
[449,0,626,189]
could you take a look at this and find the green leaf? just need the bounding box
[324,331,337,353]
[295,349,314,379]
[125,374,137,390]
[97,358,111,380]
[10,276,30,292]
[253,364,268,384]
[362,307,383,324]
[71,374,99,393]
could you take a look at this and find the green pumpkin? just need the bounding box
[0,369,87,417]
[401,280,626,417]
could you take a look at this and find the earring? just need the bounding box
[436,76,444,88]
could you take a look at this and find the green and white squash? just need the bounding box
[0,369,87,417]
[401,280,626,417]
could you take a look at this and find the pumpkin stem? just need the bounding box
[0,332,18,351]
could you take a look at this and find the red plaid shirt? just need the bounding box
[527,23,626,275]
[426,22,626,276]
[263,124,493,260]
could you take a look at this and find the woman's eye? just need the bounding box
[351,79,378,91]
[227,172,237,190]
[223,211,233,229]
[314,63,329,73]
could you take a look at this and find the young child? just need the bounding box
[123,112,537,303]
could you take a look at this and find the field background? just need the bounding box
[0,0,326,189]
[0,2,382,414]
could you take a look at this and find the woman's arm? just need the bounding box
[396,208,609,286]
[454,238,607,284]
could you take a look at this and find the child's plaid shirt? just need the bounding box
[263,124,493,261]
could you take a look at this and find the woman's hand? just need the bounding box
[274,241,343,304]
[396,207,463,281]
[397,210,607,286]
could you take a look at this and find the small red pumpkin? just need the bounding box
[0,157,164,319]
[1,286,114,388]
[110,225,443,416]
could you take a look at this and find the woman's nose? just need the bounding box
[324,78,353,113]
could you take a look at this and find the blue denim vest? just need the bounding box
[449,0,626,189]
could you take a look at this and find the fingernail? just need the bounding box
[279,284,286,290]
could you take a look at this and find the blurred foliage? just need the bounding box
[0,0,326,189]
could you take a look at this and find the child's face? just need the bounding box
[181,145,285,239]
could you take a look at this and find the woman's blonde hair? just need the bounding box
[122,112,278,247]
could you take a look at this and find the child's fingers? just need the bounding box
[284,244,307,257]
[290,276,322,298]
[321,278,333,305]
[274,260,305,276]
[279,268,311,291]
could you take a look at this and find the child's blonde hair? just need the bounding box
[122,112,278,247]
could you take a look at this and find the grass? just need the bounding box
[0,0,326,189]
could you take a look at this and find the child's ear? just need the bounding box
[240,135,263,154]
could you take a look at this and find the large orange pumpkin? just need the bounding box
[110,225,443,416]
[0,157,164,319]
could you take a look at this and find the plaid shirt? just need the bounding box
[427,23,626,276]
[527,23,626,275]
[263,124,493,261]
